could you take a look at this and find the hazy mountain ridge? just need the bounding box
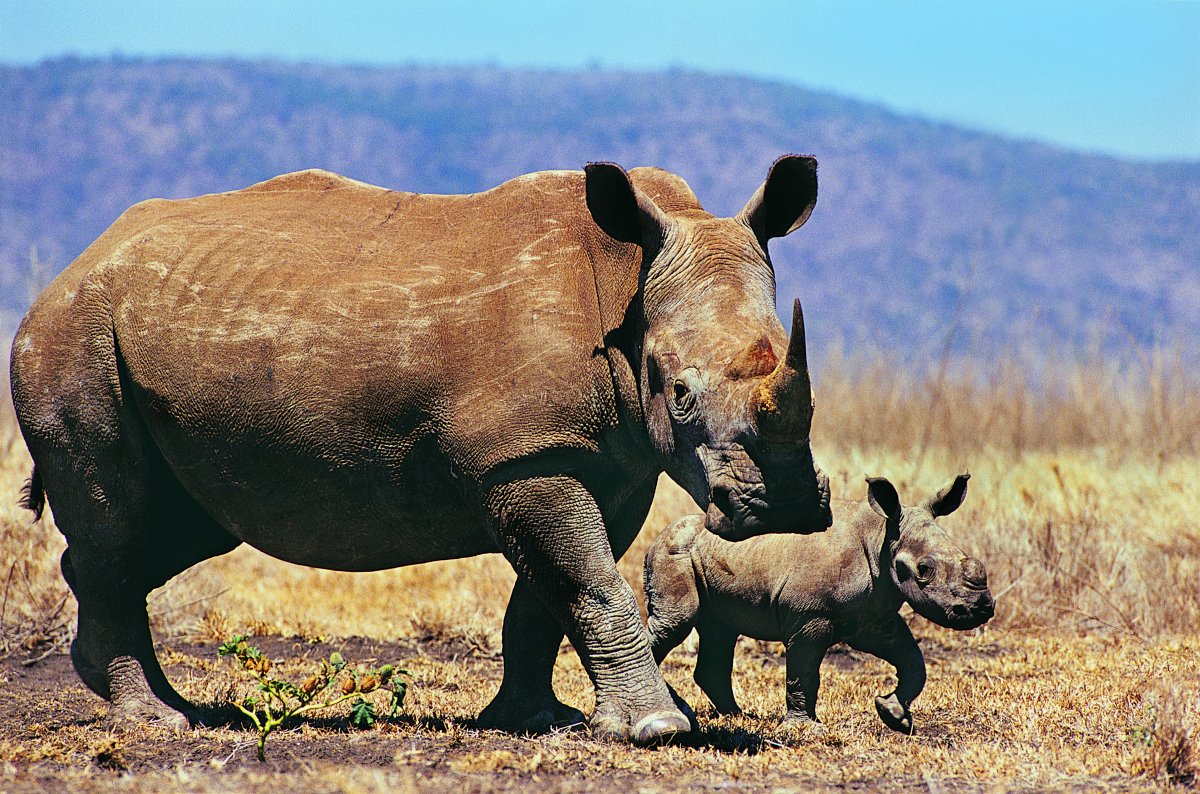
[3,57,1197,357]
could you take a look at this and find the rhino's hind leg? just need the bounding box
[29,389,240,729]
[477,581,586,733]
[65,544,193,730]
[693,621,742,715]
[64,486,239,729]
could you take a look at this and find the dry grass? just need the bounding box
[816,342,1200,457]
[1,352,1198,790]
[0,396,71,661]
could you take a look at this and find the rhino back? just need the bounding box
[691,501,880,640]
[12,169,641,566]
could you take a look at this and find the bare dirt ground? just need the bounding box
[1,626,1196,792]
[2,378,1198,792]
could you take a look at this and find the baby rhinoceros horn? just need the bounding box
[962,557,988,590]
[755,298,813,440]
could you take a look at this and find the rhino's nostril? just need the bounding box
[710,485,733,517]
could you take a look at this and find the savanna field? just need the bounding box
[0,347,1197,792]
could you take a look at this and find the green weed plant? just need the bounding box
[218,635,409,761]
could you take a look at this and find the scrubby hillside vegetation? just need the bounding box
[3,57,1199,358]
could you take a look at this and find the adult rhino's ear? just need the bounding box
[927,473,970,517]
[866,477,902,521]
[584,162,669,246]
[737,154,818,246]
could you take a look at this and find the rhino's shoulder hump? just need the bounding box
[479,169,583,202]
[241,168,388,195]
[655,514,707,555]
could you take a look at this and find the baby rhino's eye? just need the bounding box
[673,381,690,407]
[915,557,935,584]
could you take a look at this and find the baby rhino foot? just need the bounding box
[874,693,914,734]
[776,715,828,745]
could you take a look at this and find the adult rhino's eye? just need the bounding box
[670,379,697,420]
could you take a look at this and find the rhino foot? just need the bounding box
[105,656,192,732]
[476,692,585,735]
[779,714,827,739]
[665,682,699,732]
[875,694,914,734]
[590,702,691,746]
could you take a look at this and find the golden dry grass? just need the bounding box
[1,354,1198,790]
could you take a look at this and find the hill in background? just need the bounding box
[3,58,1198,362]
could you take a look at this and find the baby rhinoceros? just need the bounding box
[643,474,994,734]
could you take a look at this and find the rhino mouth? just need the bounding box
[703,464,832,540]
[929,595,995,630]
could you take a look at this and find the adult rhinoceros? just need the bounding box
[10,157,832,745]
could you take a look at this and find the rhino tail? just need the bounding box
[20,465,45,522]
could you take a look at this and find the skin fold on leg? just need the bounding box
[485,475,688,745]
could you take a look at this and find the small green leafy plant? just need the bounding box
[218,635,409,761]
[1126,698,1196,787]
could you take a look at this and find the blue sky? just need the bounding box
[3,0,1198,161]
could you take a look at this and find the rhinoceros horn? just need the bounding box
[755,298,813,439]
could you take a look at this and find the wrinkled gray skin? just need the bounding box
[10,157,833,745]
[644,474,993,734]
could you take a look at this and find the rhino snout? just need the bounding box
[947,593,994,624]
[705,479,831,540]
[962,557,988,590]
[703,461,833,541]
[939,584,995,629]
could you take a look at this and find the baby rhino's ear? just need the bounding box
[927,473,970,517]
[866,477,901,521]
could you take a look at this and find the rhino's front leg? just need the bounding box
[485,476,690,745]
[477,580,586,733]
[847,614,925,734]
[782,634,828,725]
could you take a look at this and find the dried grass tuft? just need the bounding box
[1127,683,1198,788]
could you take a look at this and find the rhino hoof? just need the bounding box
[477,697,585,734]
[631,710,692,747]
[105,702,191,732]
[875,694,914,734]
[590,706,691,745]
[666,684,699,732]
[105,656,192,732]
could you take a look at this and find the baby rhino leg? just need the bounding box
[847,615,925,734]
[782,638,827,725]
[693,621,740,714]
[643,544,701,664]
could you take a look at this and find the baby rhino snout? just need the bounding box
[961,557,988,590]
[936,556,993,633]
[946,557,994,628]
